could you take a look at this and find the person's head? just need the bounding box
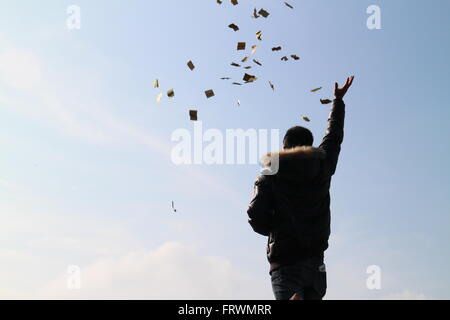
[283,126,314,149]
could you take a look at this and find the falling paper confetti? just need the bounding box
[228,23,239,31]
[241,56,249,63]
[221,77,231,80]
[243,73,257,83]
[320,99,333,104]
[269,81,275,91]
[237,42,246,50]
[167,89,175,98]
[187,60,195,70]
[311,87,322,93]
[272,46,282,51]
[252,8,260,19]
[256,31,263,41]
[205,89,215,98]
[251,45,258,54]
[231,62,241,67]
[231,0,238,5]
[244,66,252,69]
[232,82,242,85]
[189,110,198,121]
[154,79,159,88]
[281,56,289,61]
[156,93,163,104]
[217,0,222,4]
[237,99,241,106]
[258,9,270,18]
[302,116,311,122]
[171,201,177,213]
[291,54,300,60]
[284,2,294,9]
[253,59,262,66]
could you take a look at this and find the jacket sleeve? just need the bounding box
[319,98,346,176]
[246,175,275,236]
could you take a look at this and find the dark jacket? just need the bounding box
[247,99,345,266]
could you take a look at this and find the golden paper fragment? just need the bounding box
[167,89,175,98]
[311,87,322,93]
[189,110,198,121]
[237,42,246,50]
[205,89,215,98]
[187,60,195,70]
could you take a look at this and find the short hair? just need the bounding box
[283,126,314,148]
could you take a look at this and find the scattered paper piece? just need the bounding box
[252,8,260,19]
[232,82,242,85]
[269,81,275,91]
[302,116,311,122]
[237,99,241,106]
[221,77,231,80]
[256,31,263,41]
[281,56,289,61]
[172,201,177,213]
[231,62,241,67]
[241,56,249,63]
[284,2,294,9]
[189,110,198,121]
[154,79,159,88]
[311,87,322,93]
[167,89,175,98]
[243,73,257,83]
[251,45,258,54]
[205,89,215,98]
[244,66,252,69]
[291,54,300,60]
[272,46,282,51]
[228,23,239,31]
[258,9,270,18]
[156,93,163,103]
[187,60,195,70]
[231,0,238,5]
[253,59,262,66]
[237,42,246,50]
[320,99,333,104]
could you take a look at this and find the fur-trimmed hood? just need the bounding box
[261,146,326,179]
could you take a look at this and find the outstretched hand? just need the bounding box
[334,76,355,100]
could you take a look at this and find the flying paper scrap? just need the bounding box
[272,46,282,51]
[237,42,246,50]
[205,89,215,98]
[231,62,241,67]
[311,87,322,93]
[302,116,311,122]
[243,73,257,83]
[231,0,238,5]
[251,45,258,54]
[167,89,175,98]
[258,9,270,18]
[291,54,300,60]
[320,99,333,104]
[228,23,239,31]
[269,81,275,91]
[154,79,159,88]
[253,59,262,66]
[281,56,289,61]
[156,93,163,104]
[189,110,198,121]
[256,31,263,41]
[284,2,294,9]
[187,60,195,70]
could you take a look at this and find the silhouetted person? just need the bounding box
[247,76,355,300]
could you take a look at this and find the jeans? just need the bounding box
[271,256,327,300]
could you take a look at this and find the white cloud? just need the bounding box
[38,242,272,300]
[0,47,43,90]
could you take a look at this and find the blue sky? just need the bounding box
[0,0,449,299]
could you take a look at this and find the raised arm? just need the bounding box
[319,76,354,176]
